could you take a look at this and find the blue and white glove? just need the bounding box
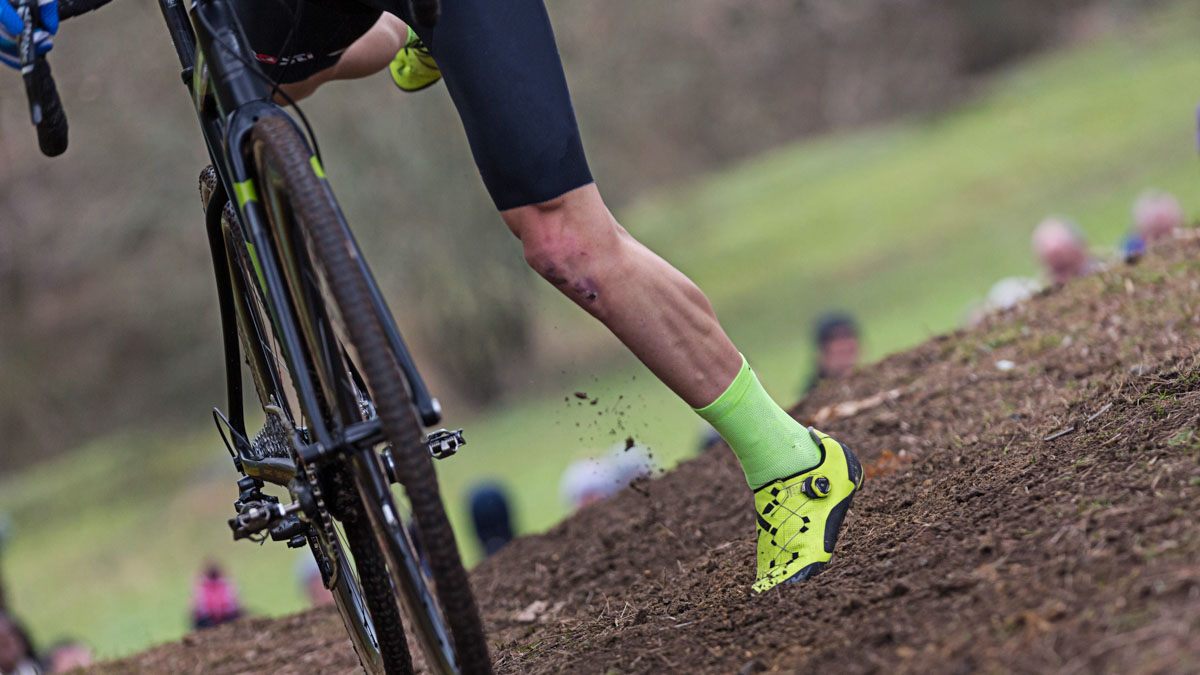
[0,0,58,69]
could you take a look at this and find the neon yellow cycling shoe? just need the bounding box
[389,26,442,92]
[752,428,863,593]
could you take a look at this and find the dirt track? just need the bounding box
[102,238,1200,674]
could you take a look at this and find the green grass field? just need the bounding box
[2,5,1198,658]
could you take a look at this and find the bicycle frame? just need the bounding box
[157,0,443,485]
[13,0,470,669]
[156,2,468,671]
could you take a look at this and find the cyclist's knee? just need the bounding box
[516,214,593,289]
[504,187,624,289]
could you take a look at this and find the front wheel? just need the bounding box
[250,115,492,674]
[220,188,412,673]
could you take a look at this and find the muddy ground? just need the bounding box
[102,237,1200,674]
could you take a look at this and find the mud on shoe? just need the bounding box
[752,428,863,593]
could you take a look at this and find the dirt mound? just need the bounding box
[102,237,1200,674]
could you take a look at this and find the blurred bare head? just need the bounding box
[1032,218,1088,284]
[1133,190,1184,243]
[814,313,860,379]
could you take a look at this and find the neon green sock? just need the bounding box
[694,355,821,489]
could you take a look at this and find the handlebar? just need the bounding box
[18,0,113,156]
[24,58,68,155]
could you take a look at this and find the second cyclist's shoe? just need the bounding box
[390,27,442,92]
[752,428,863,593]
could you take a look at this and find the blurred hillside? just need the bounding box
[0,0,1153,468]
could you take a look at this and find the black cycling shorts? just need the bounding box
[404,0,595,210]
[235,0,381,84]
[238,0,594,211]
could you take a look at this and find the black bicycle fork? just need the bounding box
[161,0,445,464]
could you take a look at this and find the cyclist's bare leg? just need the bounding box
[501,183,742,408]
[278,14,408,102]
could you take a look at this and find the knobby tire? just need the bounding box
[219,178,410,674]
[249,116,492,675]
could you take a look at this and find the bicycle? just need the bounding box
[12,0,491,672]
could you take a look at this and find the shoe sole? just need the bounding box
[394,78,442,93]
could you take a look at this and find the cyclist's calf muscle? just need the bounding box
[502,184,743,408]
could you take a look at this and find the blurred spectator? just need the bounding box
[1121,232,1147,263]
[1132,189,1185,244]
[189,562,243,630]
[560,444,655,511]
[986,276,1041,310]
[1032,217,1095,284]
[468,483,515,558]
[609,443,654,485]
[964,276,1042,326]
[560,458,620,510]
[294,557,334,608]
[803,312,861,394]
[43,641,92,674]
[0,611,38,675]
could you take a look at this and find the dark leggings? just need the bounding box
[381,0,594,210]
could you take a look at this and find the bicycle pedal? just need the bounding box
[269,513,306,542]
[230,500,300,541]
[425,428,465,460]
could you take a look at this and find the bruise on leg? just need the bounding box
[572,277,600,303]
[540,263,569,287]
[537,261,598,304]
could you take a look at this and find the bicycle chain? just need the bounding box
[259,403,344,587]
[308,390,381,589]
[306,463,344,589]
[262,386,379,589]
